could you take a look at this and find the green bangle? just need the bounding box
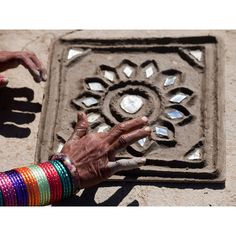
[50,161,68,199]
[0,189,3,206]
[51,160,72,199]
[50,161,67,198]
[56,161,73,198]
[28,165,51,206]
[50,160,72,199]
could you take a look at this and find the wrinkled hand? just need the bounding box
[0,51,47,87]
[61,112,151,189]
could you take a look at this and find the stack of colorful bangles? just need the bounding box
[0,160,74,206]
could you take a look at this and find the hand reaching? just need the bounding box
[61,112,151,189]
[0,51,47,87]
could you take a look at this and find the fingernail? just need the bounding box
[141,116,148,122]
[34,69,41,77]
[144,126,151,132]
[41,69,47,81]
[42,73,47,81]
[34,77,41,83]
[77,113,82,121]
[137,158,146,166]
[77,112,86,122]
[33,70,41,83]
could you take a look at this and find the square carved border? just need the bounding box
[35,31,225,184]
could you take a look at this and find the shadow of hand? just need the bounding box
[53,180,139,207]
[0,87,41,138]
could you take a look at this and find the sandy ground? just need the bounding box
[0,30,235,206]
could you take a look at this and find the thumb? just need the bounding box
[105,158,146,177]
[69,112,89,140]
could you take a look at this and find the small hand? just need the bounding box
[0,51,47,87]
[62,112,151,189]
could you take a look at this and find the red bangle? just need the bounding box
[38,162,63,203]
[0,172,17,206]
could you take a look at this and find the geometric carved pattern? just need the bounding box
[36,32,225,184]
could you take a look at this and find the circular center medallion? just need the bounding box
[102,80,163,124]
[120,95,144,114]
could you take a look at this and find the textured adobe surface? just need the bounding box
[36,31,225,184]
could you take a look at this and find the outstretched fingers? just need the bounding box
[106,116,149,144]
[106,126,151,161]
[110,126,151,153]
[105,158,146,176]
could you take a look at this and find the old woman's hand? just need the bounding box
[61,112,151,189]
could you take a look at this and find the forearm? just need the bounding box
[0,160,74,206]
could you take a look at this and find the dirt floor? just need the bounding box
[0,30,235,206]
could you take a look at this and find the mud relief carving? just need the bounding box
[72,59,195,157]
[36,34,224,183]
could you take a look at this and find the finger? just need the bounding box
[29,53,47,81]
[20,56,42,83]
[106,116,148,144]
[40,68,47,82]
[10,87,34,101]
[0,76,9,87]
[68,112,89,141]
[107,126,151,161]
[106,158,146,176]
[0,111,35,124]
[110,126,151,152]
[11,100,41,113]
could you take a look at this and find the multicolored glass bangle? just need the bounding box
[16,167,41,206]
[0,172,17,206]
[5,170,28,206]
[56,160,73,198]
[51,153,80,193]
[50,160,67,199]
[28,165,51,206]
[0,160,73,206]
[38,162,63,203]
[50,160,72,199]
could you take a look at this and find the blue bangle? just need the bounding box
[6,170,28,206]
[12,170,28,206]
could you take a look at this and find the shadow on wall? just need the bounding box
[0,87,41,138]
[53,179,225,206]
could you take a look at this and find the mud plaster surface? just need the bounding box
[0,30,235,206]
[38,32,223,183]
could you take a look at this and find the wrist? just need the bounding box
[0,160,73,206]
[50,153,80,193]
